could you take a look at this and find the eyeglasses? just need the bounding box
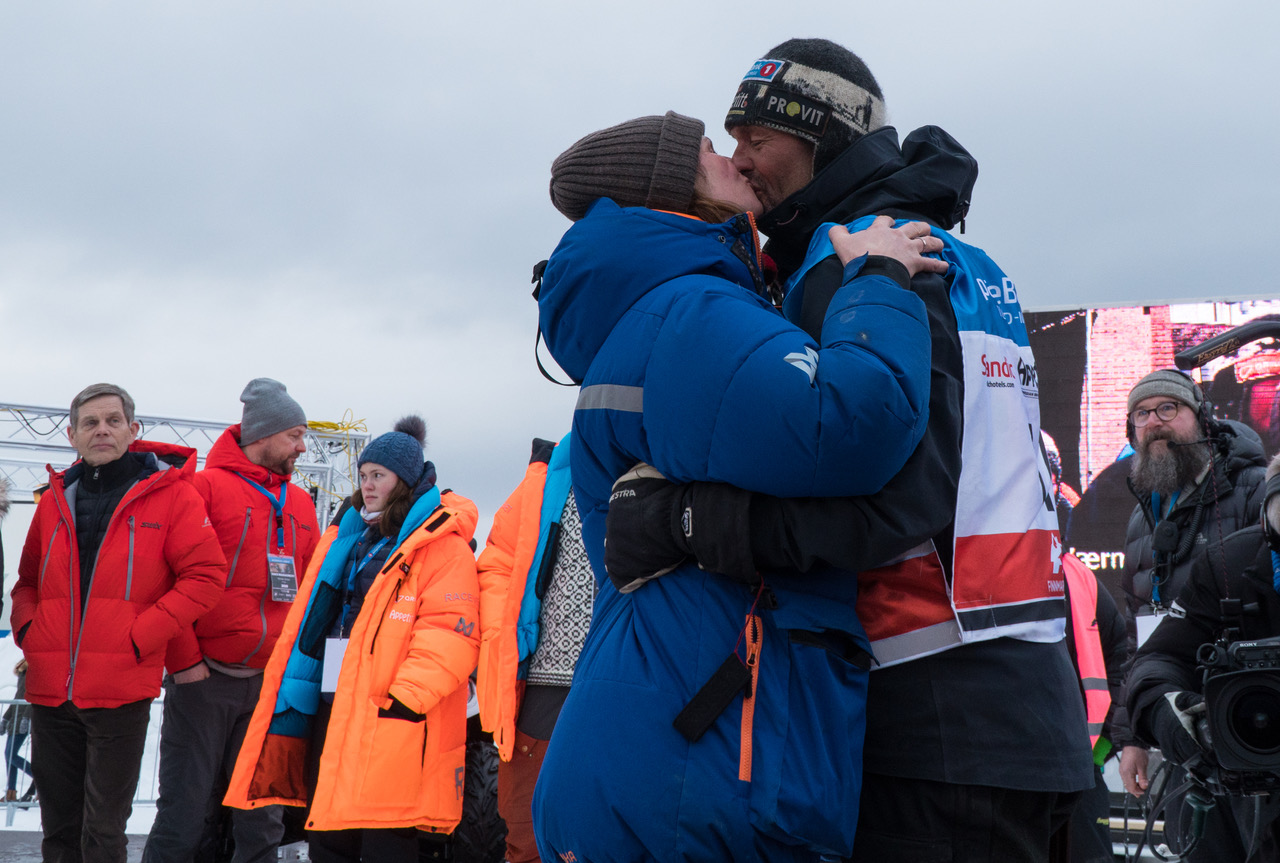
[1130,401,1184,428]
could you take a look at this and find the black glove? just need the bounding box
[378,695,426,722]
[605,464,759,593]
[605,464,692,593]
[1151,691,1210,766]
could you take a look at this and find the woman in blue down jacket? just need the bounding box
[530,111,950,862]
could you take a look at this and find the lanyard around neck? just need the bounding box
[1148,490,1182,606]
[236,473,288,550]
[348,535,392,593]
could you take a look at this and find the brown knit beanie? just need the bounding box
[549,111,705,221]
[725,39,885,173]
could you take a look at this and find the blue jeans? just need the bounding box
[6,730,32,792]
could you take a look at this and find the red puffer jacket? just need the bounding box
[166,425,320,672]
[11,441,226,708]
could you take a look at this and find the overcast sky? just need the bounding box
[3,1,1279,568]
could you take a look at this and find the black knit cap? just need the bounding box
[549,111,705,221]
[725,38,885,173]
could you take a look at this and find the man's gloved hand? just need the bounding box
[605,464,692,593]
[605,464,759,593]
[1151,691,1211,766]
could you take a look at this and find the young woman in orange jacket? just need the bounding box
[224,417,480,863]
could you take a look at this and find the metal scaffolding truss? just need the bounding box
[0,402,369,528]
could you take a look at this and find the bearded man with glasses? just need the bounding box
[1109,369,1268,861]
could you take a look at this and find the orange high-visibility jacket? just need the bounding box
[475,438,555,762]
[224,491,480,833]
[1063,553,1111,748]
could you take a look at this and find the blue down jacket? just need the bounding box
[531,199,932,862]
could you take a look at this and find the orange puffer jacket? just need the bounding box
[166,425,320,672]
[11,441,227,708]
[224,490,481,834]
[475,438,554,762]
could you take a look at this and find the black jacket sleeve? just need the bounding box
[1124,534,1250,747]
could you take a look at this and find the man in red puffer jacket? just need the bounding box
[12,382,226,863]
[144,379,320,863]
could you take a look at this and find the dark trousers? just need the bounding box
[307,827,419,863]
[846,773,1080,863]
[143,670,284,863]
[30,699,151,863]
[1067,765,1112,863]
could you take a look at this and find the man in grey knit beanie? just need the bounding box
[240,378,306,446]
[144,379,320,863]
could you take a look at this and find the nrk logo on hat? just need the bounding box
[742,59,787,82]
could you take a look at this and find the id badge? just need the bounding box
[1135,610,1167,648]
[321,638,348,693]
[267,554,298,602]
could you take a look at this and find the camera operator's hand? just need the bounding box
[1119,746,1150,797]
[1151,691,1210,766]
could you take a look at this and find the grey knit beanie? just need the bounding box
[725,39,886,173]
[1127,369,1204,415]
[359,416,427,487]
[549,111,704,221]
[240,378,307,445]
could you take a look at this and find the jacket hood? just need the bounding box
[537,198,763,383]
[56,439,199,487]
[760,125,979,279]
[440,489,479,545]
[0,477,9,519]
[206,424,289,487]
[1217,418,1267,474]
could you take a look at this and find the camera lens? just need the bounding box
[1230,688,1280,754]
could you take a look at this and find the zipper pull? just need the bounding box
[743,616,763,698]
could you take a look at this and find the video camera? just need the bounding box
[1194,636,1280,795]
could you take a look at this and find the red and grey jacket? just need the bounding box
[11,440,226,708]
[166,424,320,672]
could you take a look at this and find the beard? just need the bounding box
[268,456,298,477]
[1130,428,1211,496]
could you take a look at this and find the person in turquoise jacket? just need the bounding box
[530,111,947,862]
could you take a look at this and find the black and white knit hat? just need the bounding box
[549,111,705,221]
[725,39,886,173]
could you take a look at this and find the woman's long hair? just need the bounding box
[351,479,413,539]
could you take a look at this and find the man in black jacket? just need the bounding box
[1125,452,1280,861]
[606,38,1093,862]
[1112,370,1266,863]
